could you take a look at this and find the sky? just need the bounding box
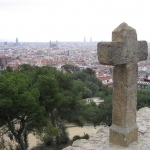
[0,0,150,42]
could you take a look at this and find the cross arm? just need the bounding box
[137,41,148,62]
[97,42,128,66]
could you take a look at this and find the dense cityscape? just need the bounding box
[0,38,150,89]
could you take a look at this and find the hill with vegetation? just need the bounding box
[0,64,150,150]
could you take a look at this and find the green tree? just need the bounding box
[19,64,32,71]
[61,64,80,73]
[34,74,62,127]
[0,72,48,150]
[73,71,88,82]
[137,90,150,109]
[57,79,85,126]
[84,95,112,126]
[86,75,102,91]
[82,87,92,99]
[24,66,86,145]
[83,68,95,76]
[84,81,99,96]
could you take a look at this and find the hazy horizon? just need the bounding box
[0,0,150,42]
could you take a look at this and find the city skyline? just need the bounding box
[0,0,150,42]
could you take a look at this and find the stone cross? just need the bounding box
[97,23,148,147]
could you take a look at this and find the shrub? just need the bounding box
[73,133,89,141]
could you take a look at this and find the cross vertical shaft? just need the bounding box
[110,63,138,146]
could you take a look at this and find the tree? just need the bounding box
[34,74,62,127]
[6,66,13,72]
[83,68,95,76]
[84,88,112,127]
[61,64,80,73]
[19,64,32,71]
[73,71,88,82]
[137,90,150,109]
[57,79,85,126]
[84,81,99,96]
[86,75,102,91]
[22,66,86,145]
[0,72,48,150]
[82,87,92,99]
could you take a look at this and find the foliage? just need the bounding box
[73,133,89,141]
[137,90,150,109]
[6,66,13,72]
[61,64,80,73]
[18,65,87,146]
[73,69,102,98]
[56,124,69,145]
[84,81,99,96]
[36,123,58,147]
[83,86,112,127]
[86,75,102,91]
[0,64,120,149]
[73,71,88,82]
[82,87,92,99]
[0,72,48,150]
[83,68,95,76]
[19,64,32,71]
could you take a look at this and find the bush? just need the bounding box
[73,133,89,141]
[56,124,70,145]
[56,132,69,145]
[82,133,89,139]
[45,137,54,146]
[73,135,81,141]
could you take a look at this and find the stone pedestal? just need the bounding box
[110,124,138,147]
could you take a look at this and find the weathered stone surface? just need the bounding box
[112,63,137,128]
[97,23,148,66]
[72,139,88,147]
[112,22,137,42]
[109,124,138,147]
[63,107,150,150]
[97,22,148,147]
[62,146,72,150]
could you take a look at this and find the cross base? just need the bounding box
[109,124,138,147]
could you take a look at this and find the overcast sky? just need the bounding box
[0,0,150,42]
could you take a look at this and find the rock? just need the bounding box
[140,144,150,150]
[63,107,150,150]
[72,139,88,147]
[63,146,72,150]
[139,126,147,134]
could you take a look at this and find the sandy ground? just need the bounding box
[1,125,99,150]
[67,125,101,139]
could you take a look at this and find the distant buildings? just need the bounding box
[50,40,58,48]
[0,41,149,89]
[98,74,113,87]
[84,37,93,42]
[84,37,86,42]
[0,56,12,70]
[16,38,18,45]
[90,37,92,42]
[138,77,150,90]
[68,50,74,56]
[4,42,7,45]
